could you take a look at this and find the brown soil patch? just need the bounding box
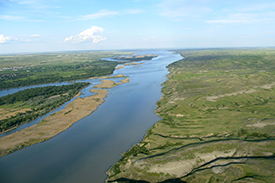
[124,62,144,66]
[101,74,125,78]
[0,108,32,120]
[94,78,130,88]
[94,80,116,88]
[118,78,130,84]
[115,66,125,70]
[47,93,68,99]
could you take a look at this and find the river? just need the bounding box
[0,50,183,183]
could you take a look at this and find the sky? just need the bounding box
[0,0,275,54]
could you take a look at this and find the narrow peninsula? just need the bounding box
[0,76,130,157]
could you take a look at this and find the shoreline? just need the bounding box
[106,49,275,183]
[0,77,129,157]
[0,89,84,136]
[0,74,126,135]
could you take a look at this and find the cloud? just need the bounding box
[79,10,119,20]
[0,15,24,21]
[0,14,44,22]
[205,2,275,24]
[239,3,275,12]
[10,0,54,9]
[158,0,212,19]
[206,13,250,24]
[30,34,41,37]
[64,26,107,44]
[206,12,275,24]
[0,34,17,43]
[144,37,155,41]
[124,9,144,14]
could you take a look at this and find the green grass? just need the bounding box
[107,48,275,183]
[0,51,132,89]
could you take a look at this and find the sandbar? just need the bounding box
[0,78,129,157]
[94,77,130,88]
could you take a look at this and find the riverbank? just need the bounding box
[106,49,275,182]
[0,77,129,157]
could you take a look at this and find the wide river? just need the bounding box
[0,50,182,183]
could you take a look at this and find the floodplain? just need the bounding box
[107,48,275,183]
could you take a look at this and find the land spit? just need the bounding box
[0,77,129,157]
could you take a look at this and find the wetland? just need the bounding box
[1,49,275,183]
[0,50,180,183]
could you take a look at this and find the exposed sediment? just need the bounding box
[0,77,130,157]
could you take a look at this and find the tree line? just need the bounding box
[0,82,90,132]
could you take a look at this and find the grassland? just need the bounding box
[0,51,130,89]
[106,48,275,183]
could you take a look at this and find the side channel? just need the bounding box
[0,50,183,183]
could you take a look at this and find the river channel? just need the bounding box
[0,50,183,183]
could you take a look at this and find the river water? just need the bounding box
[0,50,182,183]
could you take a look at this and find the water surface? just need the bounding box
[0,50,183,183]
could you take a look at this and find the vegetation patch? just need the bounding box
[0,51,131,89]
[107,48,275,183]
[0,82,90,132]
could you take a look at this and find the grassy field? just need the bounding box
[0,51,131,89]
[106,48,275,183]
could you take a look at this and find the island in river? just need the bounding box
[0,76,129,157]
[0,51,156,157]
[114,54,158,62]
[106,48,275,183]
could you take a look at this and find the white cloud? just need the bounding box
[0,34,17,43]
[240,3,275,12]
[64,26,107,44]
[0,15,24,21]
[206,12,275,24]
[10,0,53,9]
[79,10,119,20]
[158,0,212,18]
[0,14,44,22]
[144,37,155,41]
[30,34,41,37]
[125,9,144,14]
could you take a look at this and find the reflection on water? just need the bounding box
[0,50,183,183]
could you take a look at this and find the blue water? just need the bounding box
[0,50,183,183]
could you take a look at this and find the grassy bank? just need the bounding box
[0,82,90,132]
[106,48,275,183]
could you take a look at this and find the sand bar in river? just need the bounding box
[0,78,129,157]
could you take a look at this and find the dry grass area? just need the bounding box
[123,62,144,66]
[0,89,107,156]
[115,66,125,70]
[0,77,129,157]
[0,108,32,120]
[94,80,116,88]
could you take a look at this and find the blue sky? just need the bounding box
[0,0,275,54]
